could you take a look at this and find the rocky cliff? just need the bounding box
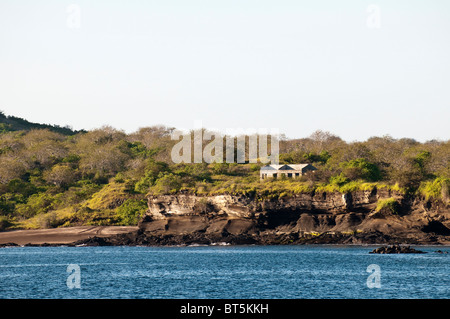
[132,188,450,245]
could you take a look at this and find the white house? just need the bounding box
[260,164,317,180]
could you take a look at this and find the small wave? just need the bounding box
[187,243,209,247]
[210,242,231,246]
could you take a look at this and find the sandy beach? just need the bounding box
[0,226,138,246]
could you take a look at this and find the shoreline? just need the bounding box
[1,226,449,247]
[0,226,138,246]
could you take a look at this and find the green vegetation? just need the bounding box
[116,199,148,225]
[417,177,450,203]
[0,114,449,230]
[375,197,400,215]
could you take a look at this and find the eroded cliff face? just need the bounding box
[137,188,450,245]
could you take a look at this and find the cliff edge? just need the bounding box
[122,188,450,245]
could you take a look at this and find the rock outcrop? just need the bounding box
[130,188,450,246]
[370,245,426,254]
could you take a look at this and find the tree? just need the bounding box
[0,132,24,154]
[73,127,130,179]
[151,173,182,194]
[412,151,431,176]
[127,126,176,163]
[303,151,331,164]
[20,129,68,168]
[44,164,77,187]
[341,158,381,182]
[78,145,129,180]
[308,130,343,153]
[134,160,170,193]
[0,156,26,184]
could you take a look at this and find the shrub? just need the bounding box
[7,179,38,197]
[61,154,81,163]
[418,177,450,201]
[212,162,229,175]
[134,160,169,193]
[413,151,431,174]
[303,151,331,164]
[173,163,212,182]
[83,182,130,210]
[375,198,399,214]
[15,192,61,219]
[0,157,26,184]
[114,172,125,183]
[71,180,102,201]
[151,173,183,195]
[36,211,59,228]
[341,158,381,182]
[0,123,12,134]
[0,216,12,231]
[116,199,147,225]
[68,206,120,226]
[43,164,77,187]
[329,173,349,186]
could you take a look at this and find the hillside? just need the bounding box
[0,113,449,237]
[0,111,82,135]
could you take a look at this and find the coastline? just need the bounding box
[0,226,138,246]
[1,226,449,247]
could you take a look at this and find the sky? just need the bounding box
[0,0,449,142]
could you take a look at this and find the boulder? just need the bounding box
[370,244,426,254]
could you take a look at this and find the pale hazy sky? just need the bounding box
[0,0,449,141]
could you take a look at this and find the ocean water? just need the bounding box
[0,245,448,299]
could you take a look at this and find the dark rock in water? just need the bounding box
[68,230,444,247]
[370,244,426,254]
[0,242,19,248]
[70,230,262,247]
[434,250,448,254]
[72,236,113,246]
[23,243,40,247]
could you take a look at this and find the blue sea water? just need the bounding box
[0,245,448,299]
